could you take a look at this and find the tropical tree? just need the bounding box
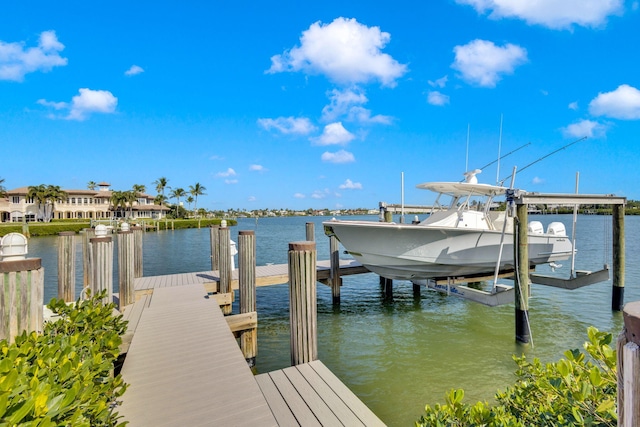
[124,190,138,218]
[0,177,7,198]
[154,194,167,206]
[109,190,128,218]
[169,187,186,209]
[185,195,194,214]
[189,183,206,218]
[132,184,146,196]
[87,181,97,191]
[27,184,68,222]
[153,177,168,218]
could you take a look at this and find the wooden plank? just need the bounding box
[281,365,342,426]
[295,363,366,426]
[309,361,386,426]
[265,370,322,426]
[226,311,257,333]
[256,373,301,426]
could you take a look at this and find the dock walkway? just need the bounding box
[119,275,385,426]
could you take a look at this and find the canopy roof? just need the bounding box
[415,182,507,197]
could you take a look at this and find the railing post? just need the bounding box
[238,230,257,367]
[0,258,43,343]
[81,228,95,289]
[117,230,135,308]
[218,226,232,315]
[288,241,317,366]
[57,231,76,302]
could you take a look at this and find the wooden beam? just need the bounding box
[225,311,257,333]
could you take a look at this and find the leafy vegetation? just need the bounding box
[416,327,617,427]
[0,292,128,426]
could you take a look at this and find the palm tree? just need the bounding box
[0,178,7,198]
[169,187,186,208]
[185,195,194,214]
[45,185,68,222]
[132,184,146,196]
[109,190,128,218]
[153,177,168,218]
[87,181,97,190]
[27,184,67,222]
[189,183,206,218]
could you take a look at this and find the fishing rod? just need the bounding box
[477,141,531,172]
[499,136,587,185]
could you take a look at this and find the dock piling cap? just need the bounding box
[0,232,28,261]
[289,241,316,251]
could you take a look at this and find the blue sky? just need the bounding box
[2,1,640,210]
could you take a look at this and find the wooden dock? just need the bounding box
[133,258,370,294]
[119,265,385,426]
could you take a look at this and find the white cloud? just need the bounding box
[68,89,118,120]
[589,84,640,119]
[39,88,117,121]
[225,179,238,184]
[452,39,527,87]
[294,193,306,199]
[125,65,144,76]
[267,17,407,87]
[322,88,392,124]
[568,101,579,110]
[0,30,67,81]
[427,91,450,106]
[249,164,267,172]
[532,176,545,184]
[428,75,448,88]
[321,150,355,163]
[339,179,363,190]
[217,168,237,178]
[210,154,224,160]
[456,0,623,29]
[313,122,355,146]
[562,119,607,138]
[311,189,330,199]
[248,196,256,202]
[258,116,317,135]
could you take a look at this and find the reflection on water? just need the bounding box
[27,214,639,427]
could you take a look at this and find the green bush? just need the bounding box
[416,327,617,427]
[0,292,128,426]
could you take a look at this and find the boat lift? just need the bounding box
[423,189,626,309]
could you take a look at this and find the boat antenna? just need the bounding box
[496,114,503,185]
[500,136,587,185]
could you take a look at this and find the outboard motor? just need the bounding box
[528,221,543,234]
[546,222,567,236]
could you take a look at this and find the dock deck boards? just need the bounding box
[134,259,369,293]
[120,263,384,426]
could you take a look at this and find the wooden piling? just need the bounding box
[209,225,220,271]
[288,241,317,366]
[329,234,341,304]
[81,228,94,289]
[306,222,315,241]
[90,236,113,304]
[613,203,625,311]
[218,226,232,315]
[618,301,640,425]
[515,204,530,344]
[132,226,143,278]
[238,230,257,367]
[0,258,44,343]
[117,230,135,308]
[57,231,76,302]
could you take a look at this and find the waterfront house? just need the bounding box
[0,182,168,222]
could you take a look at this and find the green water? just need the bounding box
[29,214,637,426]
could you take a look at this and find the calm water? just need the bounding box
[28,215,639,426]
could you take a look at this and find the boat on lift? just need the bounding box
[323,170,574,282]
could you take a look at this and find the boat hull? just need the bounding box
[323,220,573,281]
